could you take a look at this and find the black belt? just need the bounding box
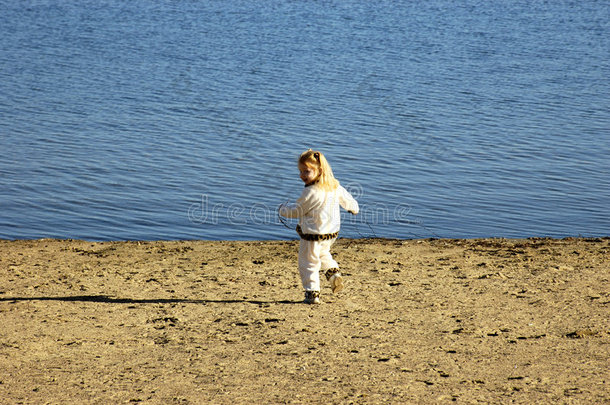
[296,225,338,241]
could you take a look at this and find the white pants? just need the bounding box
[298,238,339,292]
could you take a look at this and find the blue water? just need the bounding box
[1,0,609,241]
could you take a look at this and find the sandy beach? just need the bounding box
[0,237,608,404]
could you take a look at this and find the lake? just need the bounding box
[1,0,608,241]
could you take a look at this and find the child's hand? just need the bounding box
[348,210,357,215]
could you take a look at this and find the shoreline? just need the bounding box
[1,237,608,403]
[2,235,609,242]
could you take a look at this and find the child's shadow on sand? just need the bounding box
[0,295,298,305]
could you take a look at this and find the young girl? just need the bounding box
[279,149,359,304]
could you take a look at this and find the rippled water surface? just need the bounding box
[1,0,608,240]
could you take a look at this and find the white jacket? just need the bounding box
[280,184,359,235]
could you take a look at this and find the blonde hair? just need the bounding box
[299,149,339,191]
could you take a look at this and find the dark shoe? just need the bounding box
[325,268,340,280]
[304,291,321,304]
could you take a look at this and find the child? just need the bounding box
[279,149,359,304]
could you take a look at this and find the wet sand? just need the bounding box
[1,237,608,404]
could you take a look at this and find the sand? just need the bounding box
[0,237,608,404]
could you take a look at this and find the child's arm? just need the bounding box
[338,186,359,215]
[279,189,316,218]
[279,202,302,218]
